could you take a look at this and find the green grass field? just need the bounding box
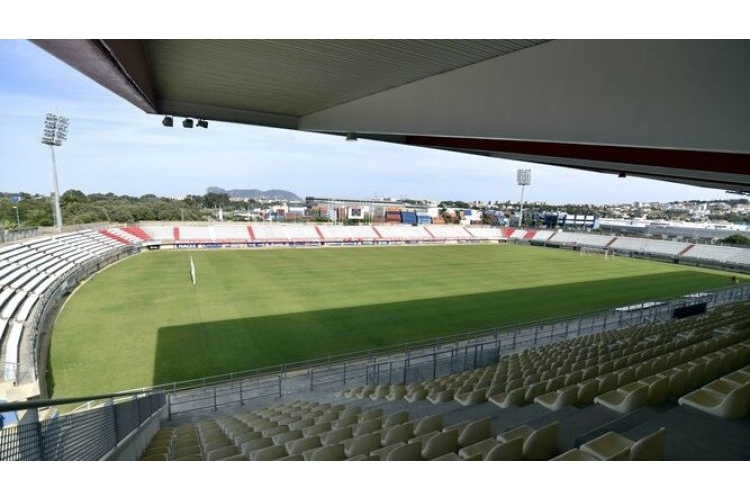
[48,244,735,397]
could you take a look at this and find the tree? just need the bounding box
[718,234,750,247]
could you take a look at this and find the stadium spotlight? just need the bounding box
[182,118,194,128]
[516,168,531,229]
[41,113,68,232]
[162,116,173,127]
[196,119,208,129]
[345,132,358,142]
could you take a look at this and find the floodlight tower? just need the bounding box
[516,168,531,228]
[41,113,69,232]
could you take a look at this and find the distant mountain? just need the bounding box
[207,187,301,201]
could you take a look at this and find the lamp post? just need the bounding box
[516,168,531,229]
[13,206,20,228]
[41,113,69,232]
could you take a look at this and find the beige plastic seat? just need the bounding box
[523,381,548,404]
[596,373,618,394]
[249,444,288,461]
[359,408,383,422]
[580,427,667,461]
[700,378,743,395]
[302,422,332,437]
[545,375,567,393]
[412,414,443,438]
[594,382,649,414]
[383,420,413,444]
[489,387,525,408]
[678,381,750,419]
[385,441,423,461]
[498,421,559,461]
[576,379,600,405]
[682,362,706,392]
[232,430,262,447]
[383,411,410,427]
[454,388,487,406]
[304,443,346,461]
[616,367,636,386]
[343,432,383,458]
[369,385,390,400]
[353,417,382,437]
[207,445,240,461]
[320,426,354,446]
[421,429,460,460]
[641,374,670,404]
[427,388,455,404]
[534,386,579,411]
[663,368,688,398]
[458,437,498,461]
[456,418,492,448]
[724,370,750,385]
[332,414,359,429]
[272,429,304,446]
[286,435,322,455]
[404,387,428,402]
[484,435,524,461]
[550,448,599,461]
[262,424,290,439]
[241,437,274,456]
[172,444,202,460]
[386,385,407,401]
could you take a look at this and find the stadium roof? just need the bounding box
[33,39,750,194]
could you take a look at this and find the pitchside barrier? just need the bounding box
[1,283,749,460]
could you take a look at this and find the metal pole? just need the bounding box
[519,183,525,229]
[13,206,20,228]
[49,145,63,232]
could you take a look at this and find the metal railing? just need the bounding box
[0,391,165,461]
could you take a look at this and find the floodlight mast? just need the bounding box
[41,114,68,232]
[516,168,531,229]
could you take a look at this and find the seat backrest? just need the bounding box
[630,427,667,461]
[523,421,560,461]
[720,382,750,419]
[422,429,459,460]
[287,435,322,455]
[648,377,669,404]
[553,386,580,409]
[458,418,492,448]
[414,414,443,436]
[344,432,382,458]
[382,422,414,447]
[250,444,287,461]
[353,417,382,437]
[577,379,599,405]
[241,437,273,455]
[386,441,423,461]
[308,443,346,461]
[383,410,409,427]
[484,436,524,461]
[321,426,353,446]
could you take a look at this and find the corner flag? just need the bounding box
[190,256,196,285]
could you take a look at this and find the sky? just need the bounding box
[2,32,747,207]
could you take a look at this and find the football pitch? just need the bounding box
[48,244,735,397]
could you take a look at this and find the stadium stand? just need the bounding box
[142,226,176,241]
[316,225,379,243]
[0,229,132,388]
[463,227,506,240]
[371,225,431,241]
[2,224,750,461]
